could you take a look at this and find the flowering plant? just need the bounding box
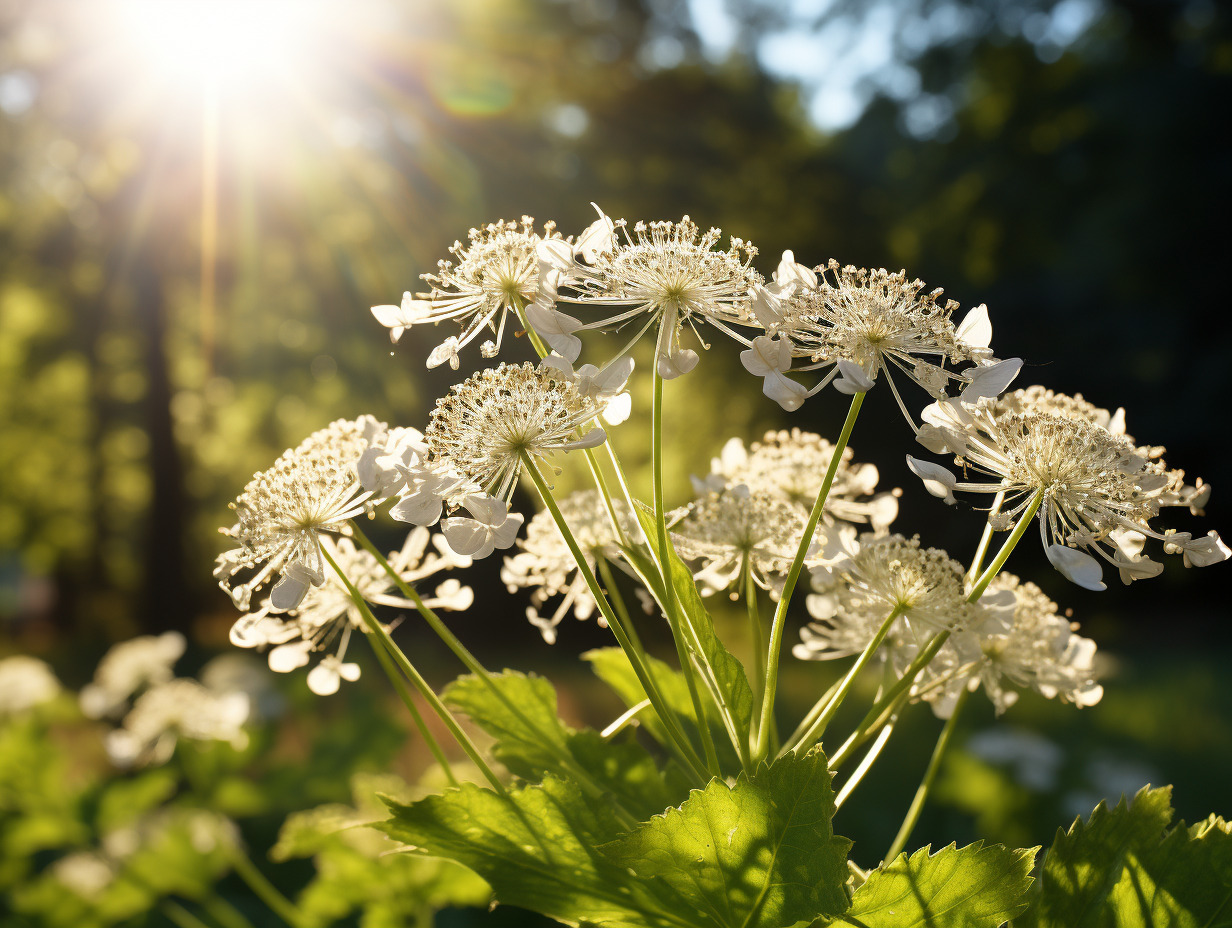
[206,205,1229,927]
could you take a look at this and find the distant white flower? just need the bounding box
[80,632,186,719]
[695,430,899,531]
[908,394,1228,590]
[52,852,114,900]
[0,656,61,716]
[794,533,977,663]
[371,217,566,367]
[559,210,763,378]
[671,487,812,595]
[915,574,1103,718]
[423,360,608,501]
[752,260,1015,421]
[231,531,472,694]
[502,489,640,643]
[215,417,391,612]
[106,679,250,767]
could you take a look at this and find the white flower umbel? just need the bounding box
[230,531,472,695]
[916,574,1103,718]
[502,489,640,643]
[424,360,608,501]
[795,533,977,662]
[372,217,567,368]
[215,417,388,612]
[695,430,900,531]
[79,631,186,719]
[671,487,812,596]
[751,260,1017,422]
[559,212,763,378]
[106,678,250,767]
[908,394,1228,590]
[0,656,61,716]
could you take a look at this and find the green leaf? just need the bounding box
[443,670,680,819]
[628,507,755,757]
[836,841,1036,928]
[1024,786,1232,928]
[379,774,681,928]
[600,748,851,928]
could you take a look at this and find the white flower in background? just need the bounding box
[371,217,567,367]
[695,430,900,531]
[0,656,61,716]
[79,631,185,719]
[748,260,1018,420]
[52,852,114,900]
[106,679,250,767]
[915,574,1103,718]
[907,394,1228,590]
[231,531,472,694]
[795,533,977,662]
[558,211,763,378]
[424,360,608,501]
[503,490,640,643]
[671,487,812,596]
[199,653,285,721]
[215,416,391,612]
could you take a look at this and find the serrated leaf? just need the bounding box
[1023,784,1175,928]
[443,670,679,819]
[600,748,851,928]
[630,507,755,758]
[379,774,680,928]
[1024,786,1232,928]
[835,841,1036,928]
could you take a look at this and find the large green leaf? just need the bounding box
[600,748,851,928]
[379,774,685,928]
[629,506,755,759]
[1024,786,1232,927]
[833,841,1036,928]
[443,670,680,820]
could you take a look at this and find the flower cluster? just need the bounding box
[231,531,472,694]
[502,489,640,643]
[907,388,1227,590]
[0,656,61,716]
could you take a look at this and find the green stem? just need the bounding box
[201,893,258,928]
[787,604,904,757]
[754,390,865,763]
[884,686,971,863]
[348,524,638,821]
[597,555,639,649]
[829,496,1041,769]
[161,901,218,928]
[966,490,1006,582]
[781,676,845,757]
[833,713,899,809]
[320,545,508,796]
[652,368,722,777]
[230,847,306,928]
[743,558,766,712]
[365,628,459,787]
[520,450,710,783]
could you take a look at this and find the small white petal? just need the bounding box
[832,359,875,394]
[441,518,493,559]
[601,392,632,425]
[536,238,574,275]
[905,455,957,505]
[1046,545,1107,591]
[658,347,699,379]
[762,371,809,411]
[961,358,1022,402]
[749,284,784,328]
[268,641,313,674]
[575,205,616,263]
[954,303,992,349]
[1181,531,1231,568]
[739,335,792,376]
[306,663,341,695]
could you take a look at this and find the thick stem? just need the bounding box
[966,490,1006,582]
[519,451,710,783]
[968,491,1043,600]
[884,686,971,863]
[366,629,459,787]
[743,558,766,711]
[652,368,722,776]
[754,391,865,762]
[788,604,905,756]
[230,847,306,928]
[834,715,898,809]
[320,546,508,795]
[347,524,634,821]
[597,555,639,650]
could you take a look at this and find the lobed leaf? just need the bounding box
[600,748,851,928]
[834,841,1036,928]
